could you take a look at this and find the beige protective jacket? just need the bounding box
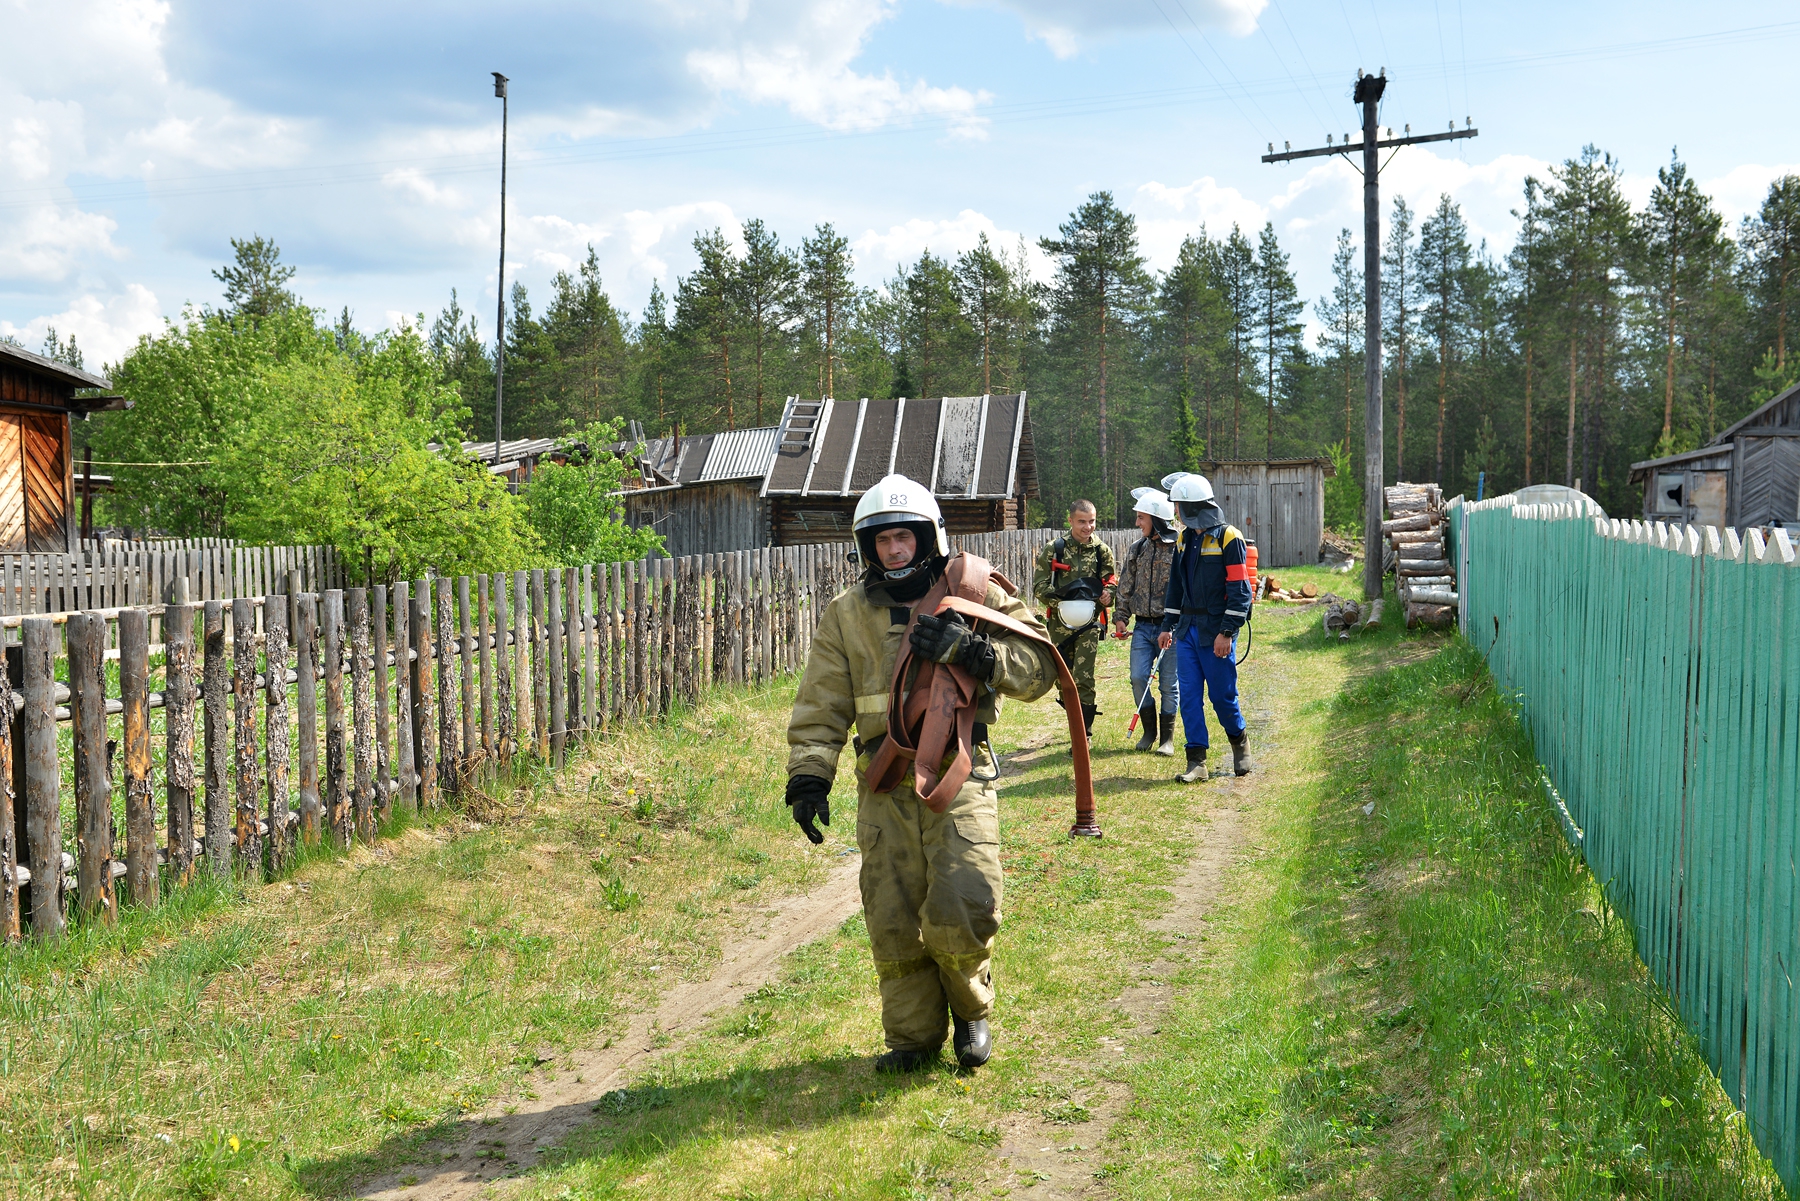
[787,576,1057,784]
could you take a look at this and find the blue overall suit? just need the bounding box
[1160,524,1252,750]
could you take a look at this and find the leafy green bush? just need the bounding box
[1322,440,1363,535]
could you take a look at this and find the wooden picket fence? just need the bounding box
[0,542,343,616]
[0,527,1126,941]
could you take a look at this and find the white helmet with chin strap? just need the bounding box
[1130,487,1175,523]
[1163,471,1225,528]
[853,474,949,579]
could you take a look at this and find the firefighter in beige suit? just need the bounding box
[785,476,1056,1072]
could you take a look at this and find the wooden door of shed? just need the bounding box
[0,411,68,552]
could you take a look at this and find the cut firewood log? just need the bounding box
[1299,582,1318,598]
[1362,598,1384,630]
[1408,588,1459,606]
[1405,602,1455,628]
[1381,513,1439,533]
[1398,559,1451,575]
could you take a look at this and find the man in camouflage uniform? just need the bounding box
[1113,488,1180,755]
[1034,499,1116,739]
[786,475,1056,1073]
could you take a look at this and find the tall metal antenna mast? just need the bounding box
[492,71,510,473]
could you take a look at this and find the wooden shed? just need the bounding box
[0,342,124,552]
[760,394,1038,545]
[623,426,778,556]
[1629,380,1800,529]
[1194,458,1333,568]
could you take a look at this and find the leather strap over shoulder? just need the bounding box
[863,552,1097,835]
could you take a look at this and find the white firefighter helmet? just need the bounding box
[1163,472,1215,503]
[1130,487,1175,523]
[852,474,949,573]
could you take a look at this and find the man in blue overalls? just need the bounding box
[1158,472,1254,783]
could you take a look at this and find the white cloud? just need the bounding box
[952,0,1266,58]
[0,284,164,369]
[0,206,125,282]
[685,0,990,134]
[1702,163,1800,227]
[851,210,1048,282]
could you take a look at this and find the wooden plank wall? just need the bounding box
[0,526,1123,943]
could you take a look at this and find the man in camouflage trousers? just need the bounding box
[1034,499,1116,739]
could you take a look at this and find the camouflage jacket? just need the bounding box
[1115,533,1177,621]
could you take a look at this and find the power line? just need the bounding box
[1433,0,1454,120]
[1148,0,1273,140]
[1336,0,1367,63]
[1366,0,1393,70]
[1260,0,1335,136]
[1170,0,1284,139]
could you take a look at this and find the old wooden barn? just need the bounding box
[1629,379,1800,529]
[1195,458,1333,567]
[760,394,1038,544]
[623,426,779,555]
[0,342,125,552]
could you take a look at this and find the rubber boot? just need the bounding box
[1155,714,1177,757]
[1081,705,1097,740]
[874,1048,936,1074]
[1176,745,1207,783]
[953,1017,992,1069]
[1134,701,1157,752]
[1229,733,1253,776]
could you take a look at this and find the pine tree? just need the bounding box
[1156,232,1229,469]
[1315,229,1363,451]
[953,233,1029,396]
[1253,223,1303,460]
[1382,198,1417,481]
[800,224,855,399]
[1418,195,1471,481]
[1218,227,1257,457]
[736,219,798,425]
[673,229,740,427]
[1039,192,1152,517]
[1743,175,1800,376]
[538,246,630,430]
[213,235,298,323]
[899,250,971,398]
[1636,151,1729,451]
[429,289,493,430]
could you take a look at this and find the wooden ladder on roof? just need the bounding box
[777,398,825,453]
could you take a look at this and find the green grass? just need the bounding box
[1,570,1783,1200]
[1107,590,1785,1198]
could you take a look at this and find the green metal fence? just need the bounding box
[1457,496,1800,1190]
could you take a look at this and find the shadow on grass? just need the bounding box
[297,1053,945,1197]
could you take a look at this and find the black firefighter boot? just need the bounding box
[1134,700,1158,752]
[874,1047,936,1074]
[1155,714,1178,757]
[1229,732,1253,776]
[953,1016,992,1069]
[1176,745,1208,783]
[1081,705,1098,740]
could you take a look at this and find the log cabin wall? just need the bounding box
[0,358,76,552]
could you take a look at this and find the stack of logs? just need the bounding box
[1383,483,1457,628]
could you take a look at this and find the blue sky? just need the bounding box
[3,0,1797,369]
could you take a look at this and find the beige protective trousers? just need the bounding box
[856,747,1003,1052]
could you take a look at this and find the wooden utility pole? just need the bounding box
[1263,73,1476,601]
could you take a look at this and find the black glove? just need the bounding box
[910,612,997,681]
[785,774,831,845]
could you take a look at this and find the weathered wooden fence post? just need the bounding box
[348,588,375,843]
[231,598,263,876]
[202,600,230,878]
[393,581,414,810]
[409,582,437,809]
[0,636,17,940]
[164,602,197,884]
[69,613,115,924]
[477,575,495,770]
[434,578,458,792]
[456,577,476,779]
[119,610,154,907]
[548,568,566,768]
[371,585,392,823]
[511,570,528,758]
[565,566,583,737]
[322,589,349,843]
[264,595,292,872]
[22,617,60,938]
[295,593,321,843]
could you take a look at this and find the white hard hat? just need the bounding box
[852,474,949,570]
[1131,487,1175,522]
[1165,472,1215,504]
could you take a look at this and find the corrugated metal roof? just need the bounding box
[761,395,1031,499]
[699,425,778,481]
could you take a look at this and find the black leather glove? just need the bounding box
[910,612,997,681]
[785,774,831,845]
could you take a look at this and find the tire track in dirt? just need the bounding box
[359,855,863,1201]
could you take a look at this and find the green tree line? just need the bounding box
[78,147,1800,536]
